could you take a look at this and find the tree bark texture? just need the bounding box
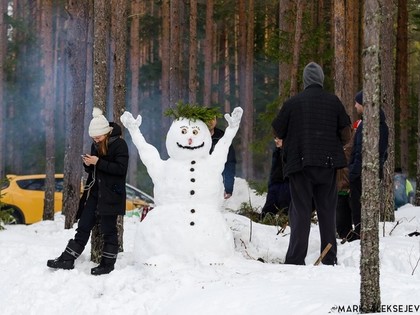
[395,0,408,172]
[0,0,7,180]
[289,0,303,96]
[333,0,345,102]
[128,0,141,186]
[380,0,395,221]
[360,0,381,312]
[188,0,198,104]
[41,0,56,221]
[278,0,293,99]
[169,0,180,105]
[63,0,88,230]
[203,0,214,106]
[111,0,129,253]
[91,0,111,263]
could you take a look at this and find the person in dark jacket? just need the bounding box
[272,62,351,265]
[208,116,236,199]
[47,107,129,275]
[261,137,290,217]
[348,90,389,241]
[336,120,358,241]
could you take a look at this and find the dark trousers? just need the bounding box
[336,194,352,239]
[285,167,337,265]
[261,182,290,215]
[349,177,362,237]
[74,195,118,247]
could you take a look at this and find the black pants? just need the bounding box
[285,166,337,265]
[349,177,362,237]
[74,194,118,248]
[261,182,290,216]
[336,194,352,239]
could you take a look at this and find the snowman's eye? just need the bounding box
[181,128,187,134]
[192,129,198,135]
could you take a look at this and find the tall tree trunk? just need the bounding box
[91,0,110,263]
[128,0,141,185]
[169,0,180,105]
[344,0,359,116]
[289,0,304,96]
[189,0,198,104]
[278,0,293,99]
[380,0,395,221]
[333,0,345,101]
[203,0,214,106]
[161,0,171,140]
[244,0,254,179]
[0,0,7,180]
[41,0,56,221]
[360,0,381,312]
[416,79,420,206]
[63,0,88,230]
[111,0,128,253]
[395,0,408,172]
[238,0,247,178]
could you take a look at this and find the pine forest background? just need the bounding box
[1,0,420,208]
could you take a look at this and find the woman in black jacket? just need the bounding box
[47,108,129,275]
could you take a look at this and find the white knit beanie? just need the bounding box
[88,107,113,137]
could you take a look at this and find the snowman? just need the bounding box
[120,105,243,265]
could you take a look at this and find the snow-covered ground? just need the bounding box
[1,178,420,315]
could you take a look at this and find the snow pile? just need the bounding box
[1,181,420,315]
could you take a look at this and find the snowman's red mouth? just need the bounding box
[176,142,205,150]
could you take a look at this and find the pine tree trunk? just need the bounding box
[416,80,420,206]
[0,0,7,180]
[203,0,213,107]
[63,0,88,230]
[344,0,359,116]
[238,0,247,177]
[161,0,171,139]
[289,0,304,96]
[188,0,198,104]
[91,0,110,263]
[128,0,141,186]
[395,0,408,172]
[333,0,345,101]
[360,0,381,312]
[244,0,254,179]
[169,0,180,105]
[380,0,395,221]
[278,0,293,99]
[111,0,128,253]
[41,0,56,221]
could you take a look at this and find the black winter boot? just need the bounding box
[47,239,85,270]
[91,244,118,276]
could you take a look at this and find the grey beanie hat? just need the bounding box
[303,62,324,89]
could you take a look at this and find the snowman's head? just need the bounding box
[166,118,212,160]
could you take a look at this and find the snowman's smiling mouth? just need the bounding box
[176,142,205,150]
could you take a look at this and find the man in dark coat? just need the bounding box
[272,62,351,265]
[348,90,389,241]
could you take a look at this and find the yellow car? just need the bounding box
[1,174,154,224]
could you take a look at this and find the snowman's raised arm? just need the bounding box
[120,111,164,177]
[211,107,243,161]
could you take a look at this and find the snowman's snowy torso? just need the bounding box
[129,117,238,265]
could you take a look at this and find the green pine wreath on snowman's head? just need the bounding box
[165,101,222,124]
